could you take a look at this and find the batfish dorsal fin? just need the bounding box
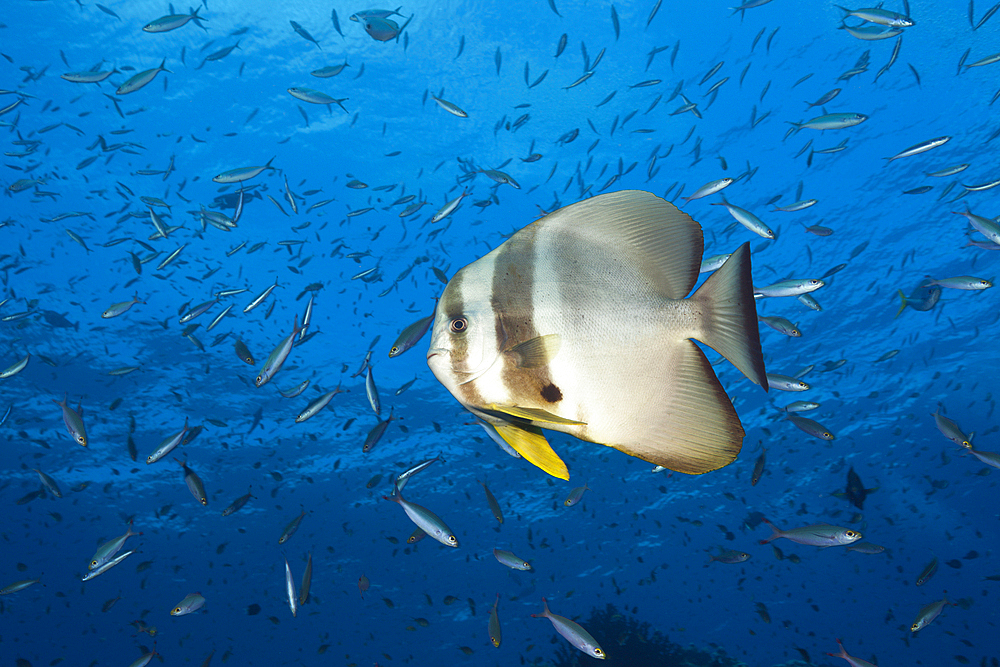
[536,190,702,300]
[504,334,561,368]
[493,422,569,480]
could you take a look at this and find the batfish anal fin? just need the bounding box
[607,340,744,475]
[486,403,585,425]
[503,334,561,369]
[493,422,569,480]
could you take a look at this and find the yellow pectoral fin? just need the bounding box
[503,334,561,369]
[494,422,569,480]
[486,403,586,426]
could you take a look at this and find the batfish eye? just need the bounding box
[450,317,468,333]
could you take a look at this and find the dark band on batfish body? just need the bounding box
[490,222,562,410]
[440,267,487,411]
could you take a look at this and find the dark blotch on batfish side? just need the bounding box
[540,383,563,403]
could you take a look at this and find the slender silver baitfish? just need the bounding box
[295,388,341,423]
[712,198,775,239]
[222,486,255,516]
[0,353,29,379]
[82,549,136,581]
[90,522,142,570]
[365,365,381,415]
[837,5,915,26]
[116,59,170,95]
[176,457,208,505]
[53,394,88,446]
[754,279,825,298]
[0,577,42,595]
[911,593,953,632]
[213,157,275,184]
[143,8,204,32]
[61,69,118,83]
[171,592,206,615]
[681,177,733,202]
[394,452,445,490]
[532,597,606,659]
[883,136,950,163]
[283,557,298,617]
[383,483,458,547]
[786,414,835,440]
[430,189,468,223]
[256,317,302,387]
[786,112,868,134]
[287,87,348,112]
[146,418,189,464]
[279,510,306,544]
[431,95,468,118]
[34,468,62,497]
[426,190,768,480]
[389,315,435,357]
[493,547,532,570]
[759,519,861,547]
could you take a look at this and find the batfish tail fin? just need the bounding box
[690,242,768,389]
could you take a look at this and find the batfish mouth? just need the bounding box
[426,347,449,361]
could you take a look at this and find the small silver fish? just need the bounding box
[911,593,953,632]
[171,592,206,616]
[53,394,87,446]
[759,519,861,547]
[283,557,298,617]
[493,547,532,570]
[383,483,458,547]
[532,598,605,659]
[431,95,468,118]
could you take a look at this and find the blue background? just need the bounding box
[1,0,998,665]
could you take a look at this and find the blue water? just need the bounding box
[2,1,999,665]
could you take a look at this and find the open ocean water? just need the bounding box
[1,1,999,666]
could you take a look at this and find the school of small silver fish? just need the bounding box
[1,1,998,666]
